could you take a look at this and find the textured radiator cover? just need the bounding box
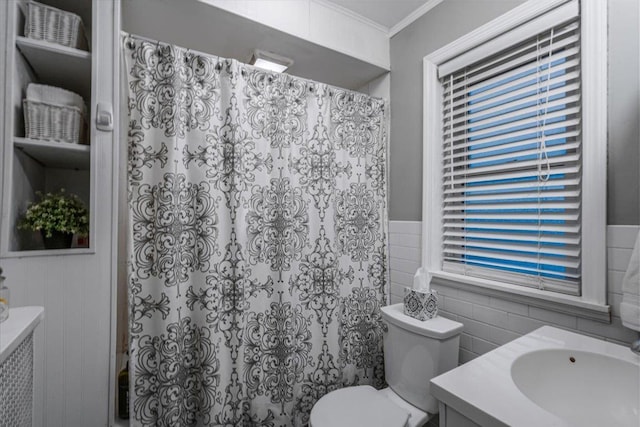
[0,332,34,427]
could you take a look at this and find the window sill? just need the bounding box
[429,271,611,323]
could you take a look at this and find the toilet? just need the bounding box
[309,302,464,427]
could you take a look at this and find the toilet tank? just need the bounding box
[381,303,463,414]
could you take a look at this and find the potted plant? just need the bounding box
[19,190,89,249]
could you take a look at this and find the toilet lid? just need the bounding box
[309,385,410,427]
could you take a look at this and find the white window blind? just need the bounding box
[440,8,582,295]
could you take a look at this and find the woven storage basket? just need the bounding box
[26,84,85,111]
[23,100,86,144]
[24,84,87,144]
[24,2,88,51]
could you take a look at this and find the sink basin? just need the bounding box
[431,326,640,427]
[512,349,640,427]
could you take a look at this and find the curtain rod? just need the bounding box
[121,31,221,61]
[120,31,386,102]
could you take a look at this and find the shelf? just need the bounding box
[1,247,94,259]
[16,36,91,101]
[14,137,90,170]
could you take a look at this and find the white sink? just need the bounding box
[512,349,639,427]
[431,326,640,427]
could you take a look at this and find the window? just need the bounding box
[442,13,581,295]
[423,0,608,316]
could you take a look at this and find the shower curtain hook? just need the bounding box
[124,34,135,50]
[155,40,162,54]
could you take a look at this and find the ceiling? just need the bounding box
[59,0,437,90]
[326,0,430,29]
[122,0,389,90]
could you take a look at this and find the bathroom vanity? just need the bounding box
[430,326,640,427]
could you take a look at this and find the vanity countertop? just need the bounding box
[430,325,640,427]
[0,306,44,365]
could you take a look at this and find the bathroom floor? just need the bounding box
[426,415,439,427]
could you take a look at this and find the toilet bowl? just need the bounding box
[309,303,464,427]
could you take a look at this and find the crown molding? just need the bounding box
[311,0,390,34]
[389,0,443,37]
[425,0,570,64]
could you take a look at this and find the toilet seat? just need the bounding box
[309,385,410,427]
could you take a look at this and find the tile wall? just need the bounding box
[388,221,640,363]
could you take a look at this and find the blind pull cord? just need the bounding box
[535,27,556,290]
[535,34,544,290]
[449,73,454,190]
[463,69,469,275]
[538,27,555,183]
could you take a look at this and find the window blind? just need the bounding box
[440,12,582,295]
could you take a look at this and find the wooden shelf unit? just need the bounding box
[1,1,120,425]
[3,2,94,254]
[16,36,92,102]
[14,137,90,170]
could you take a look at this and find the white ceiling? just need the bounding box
[123,0,389,90]
[326,0,430,29]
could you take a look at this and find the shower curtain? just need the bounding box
[123,34,390,427]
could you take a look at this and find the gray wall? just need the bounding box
[389,0,640,225]
[607,0,640,224]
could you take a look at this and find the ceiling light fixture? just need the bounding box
[249,49,294,73]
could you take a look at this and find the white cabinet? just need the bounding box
[0,0,120,425]
[438,403,483,427]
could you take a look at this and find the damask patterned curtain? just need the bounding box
[123,34,390,427]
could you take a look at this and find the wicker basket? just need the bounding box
[26,84,85,111]
[24,2,88,51]
[23,100,86,144]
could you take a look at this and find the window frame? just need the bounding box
[422,0,609,322]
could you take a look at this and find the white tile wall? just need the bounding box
[389,221,421,304]
[388,221,640,363]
